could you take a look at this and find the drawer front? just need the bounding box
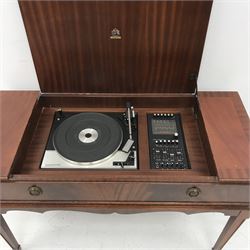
[1,182,249,203]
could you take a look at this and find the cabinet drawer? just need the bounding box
[1,182,249,203]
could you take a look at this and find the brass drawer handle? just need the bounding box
[186,186,201,197]
[28,185,43,196]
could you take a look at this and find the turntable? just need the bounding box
[41,104,138,169]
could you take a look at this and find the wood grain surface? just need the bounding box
[19,0,212,94]
[39,93,196,108]
[1,181,249,203]
[199,92,250,183]
[0,91,39,179]
[0,201,247,215]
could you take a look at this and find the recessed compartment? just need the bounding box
[9,94,217,183]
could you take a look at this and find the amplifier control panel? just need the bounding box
[147,113,190,170]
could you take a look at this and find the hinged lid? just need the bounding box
[19,0,212,94]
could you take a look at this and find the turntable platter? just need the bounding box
[53,113,123,163]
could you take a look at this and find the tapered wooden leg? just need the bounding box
[212,210,249,250]
[0,215,20,250]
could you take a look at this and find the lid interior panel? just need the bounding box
[19,0,212,93]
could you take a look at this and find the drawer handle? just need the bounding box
[28,185,43,196]
[186,187,201,197]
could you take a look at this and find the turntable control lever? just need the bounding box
[126,102,133,140]
[122,138,134,153]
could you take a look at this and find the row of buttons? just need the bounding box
[154,162,185,169]
[153,151,183,161]
[155,139,179,145]
[153,113,174,117]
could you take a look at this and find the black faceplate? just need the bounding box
[147,113,190,170]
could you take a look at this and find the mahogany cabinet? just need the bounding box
[0,1,249,249]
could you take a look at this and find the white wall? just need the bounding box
[0,0,249,115]
[199,0,250,115]
[0,0,39,90]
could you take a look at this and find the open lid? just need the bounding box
[19,0,212,94]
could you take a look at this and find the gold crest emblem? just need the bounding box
[110,28,122,39]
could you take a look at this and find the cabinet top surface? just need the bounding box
[0,91,249,184]
[199,92,250,183]
[0,91,39,180]
[19,0,212,94]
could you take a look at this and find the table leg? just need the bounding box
[0,215,20,250]
[212,210,249,250]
